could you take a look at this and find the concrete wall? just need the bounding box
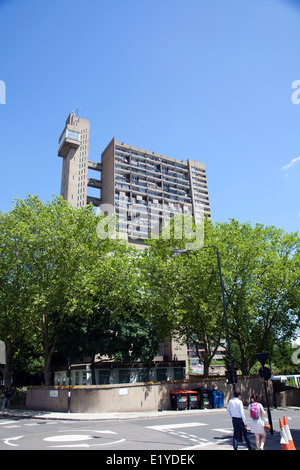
[275,389,300,407]
[26,375,278,414]
[101,137,115,207]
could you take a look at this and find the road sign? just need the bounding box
[259,366,272,380]
[256,352,269,366]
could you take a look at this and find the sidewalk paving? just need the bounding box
[1,405,299,421]
[0,406,225,421]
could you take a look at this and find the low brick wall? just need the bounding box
[26,375,277,413]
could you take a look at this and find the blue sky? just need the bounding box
[1,0,300,234]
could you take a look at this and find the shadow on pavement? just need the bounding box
[0,409,51,420]
[212,428,300,451]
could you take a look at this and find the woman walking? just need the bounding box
[248,393,266,450]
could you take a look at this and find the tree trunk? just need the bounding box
[43,353,52,386]
[42,308,56,386]
[239,339,250,375]
[195,342,211,378]
[203,356,210,378]
[43,339,55,385]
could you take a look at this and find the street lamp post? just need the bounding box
[263,315,277,409]
[173,245,236,392]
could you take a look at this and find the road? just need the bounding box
[0,408,299,454]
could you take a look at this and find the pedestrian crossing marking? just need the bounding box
[146,422,208,431]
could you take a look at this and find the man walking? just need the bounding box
[227,390,253,450]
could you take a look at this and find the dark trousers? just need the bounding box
[232,417,252,450]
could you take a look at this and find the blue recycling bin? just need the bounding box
[211,390,224,408]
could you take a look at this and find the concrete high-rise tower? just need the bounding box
[58,113,211,248]
[58,112,101,208]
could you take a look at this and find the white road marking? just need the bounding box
[3,425,21,428]
[181,437,231,450]
[146,422,207,431]
[61,429,118,434]
[3,435,24,447]
[44,434,95,442]
[146,421,216,448]
[47,438,126,448]
[43,429,124,448]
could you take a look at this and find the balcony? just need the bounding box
[87,178,102,189]
[87,196,101,207]
[88,160,102,172]
[58,129,80,158]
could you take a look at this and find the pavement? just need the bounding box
[0,406,226,421]
[0,407,299,451]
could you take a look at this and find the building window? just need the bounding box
[82,371,87,385]
[119,369,131,384]
[156,368,167,382]
[174,368,184,380]
[138,369,149,382]
[98,370,110,385]
[66,129,80,142]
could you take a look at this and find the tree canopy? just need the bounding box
[142,216,300,376]
[0,195,141,384]
[0,196,299,385]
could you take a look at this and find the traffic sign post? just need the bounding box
[256,353,274,435]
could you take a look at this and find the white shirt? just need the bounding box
[227,397,247,425]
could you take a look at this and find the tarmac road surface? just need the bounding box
[0,406,299,452]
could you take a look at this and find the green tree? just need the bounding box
[0,204,38,387]
[142,216,300,377]
[56,250,160,383]
[271,340,300,375]
[213,219,300,375]
[172,247,225,377]
[141,215,224,377]
[0,195,117,385]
